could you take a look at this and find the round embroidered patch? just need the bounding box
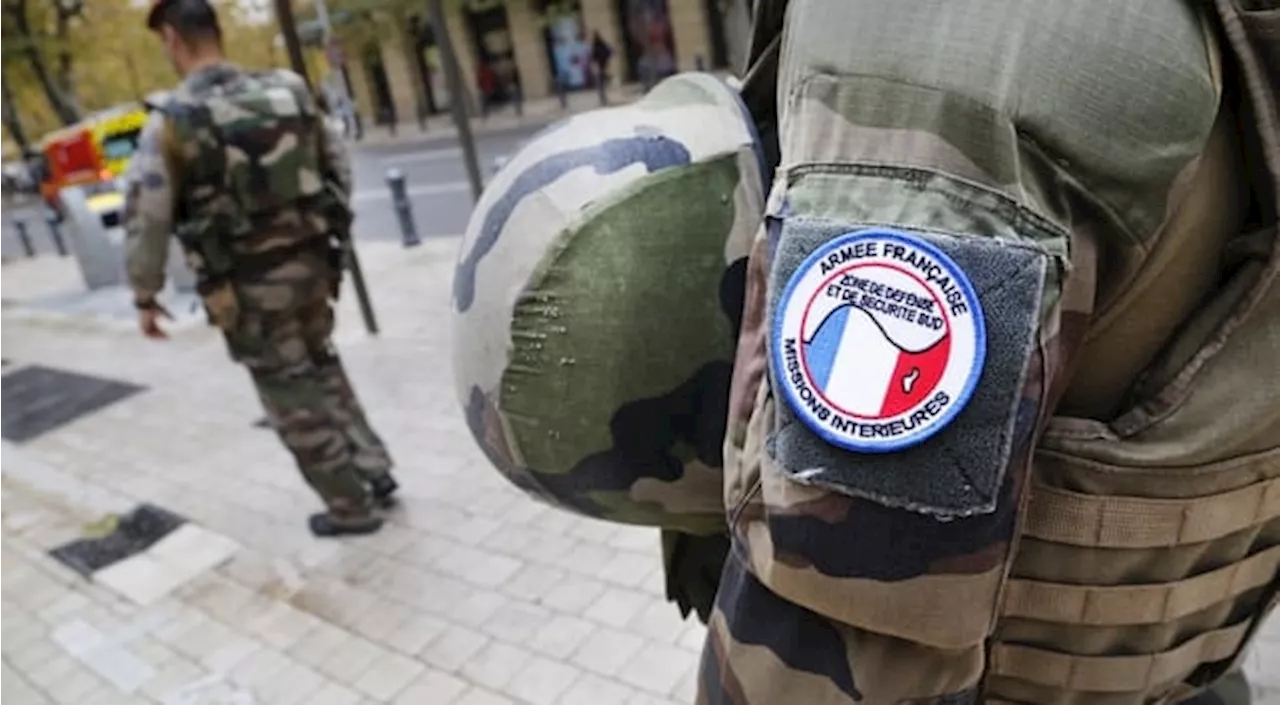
[773,229,986,453]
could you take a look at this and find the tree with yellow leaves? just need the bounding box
[2,0,287,151]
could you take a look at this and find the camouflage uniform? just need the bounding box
[124,63,394,529]
[452,0,1277,701]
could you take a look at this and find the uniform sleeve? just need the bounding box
[699,208,1099,704]
[123,111,176,302]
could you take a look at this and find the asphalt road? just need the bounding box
[0,122,545,260]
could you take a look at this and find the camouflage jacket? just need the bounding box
[701,1,1280,704]
[124,62,351,302]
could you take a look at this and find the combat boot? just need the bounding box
[369,473,399,507]
[308,503,383,537]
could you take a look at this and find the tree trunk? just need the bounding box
[274,0,313,90]
[54,9,81,115]
[26,48,80,125]
[3,0,81,125]
[1,74,32,154]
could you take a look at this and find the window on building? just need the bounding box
[362,43,397,124]
[613,0,676,86]
[464,0,521,105]
[536,1,592,93]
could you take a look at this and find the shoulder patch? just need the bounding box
[772,229,986,453]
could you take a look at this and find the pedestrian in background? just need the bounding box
[590,30,612,105]
[122,0,398,537]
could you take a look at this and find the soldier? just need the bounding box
[453,0,1277,702]
[124,0,398,537]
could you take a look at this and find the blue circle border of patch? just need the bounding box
[769,228,989,454]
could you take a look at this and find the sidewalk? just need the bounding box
[2,240,703,705]
[2,240,1278,705]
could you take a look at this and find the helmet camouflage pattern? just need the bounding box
[451,72,765,535]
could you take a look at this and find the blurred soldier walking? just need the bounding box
[123,0,397,536]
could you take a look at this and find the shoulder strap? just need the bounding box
[146,102,185,198]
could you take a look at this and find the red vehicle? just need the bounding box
[37,125,114,220]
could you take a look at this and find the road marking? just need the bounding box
[380,146,464,165]
[352,181,470,203]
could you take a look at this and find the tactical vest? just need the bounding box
[162,65,338,289]
[712,0,1279,703]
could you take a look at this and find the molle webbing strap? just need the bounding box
[1023,474,1280,548]
[988,619,1250,692]
[1002,544,1280,625]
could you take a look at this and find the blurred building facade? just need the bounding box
[300,0,750,128]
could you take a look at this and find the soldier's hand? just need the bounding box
[138,304,173,340]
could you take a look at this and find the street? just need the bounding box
[344,124,542,243]
[0,123,545,259]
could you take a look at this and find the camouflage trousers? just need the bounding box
[223,252,392,510]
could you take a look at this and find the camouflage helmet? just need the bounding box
[451,72,766,536]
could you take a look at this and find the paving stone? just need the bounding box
[146,524,240,580]
[228,646,290,689]
[199,634,262,674]
[676,621,708,654]
[502,655,581,705]
[319,636,386,687]
[383,613,451,656]
[256,660,326,705]
[583,587,652,628]
[558,673,639,705]
[169,614,236,661]
[595,551,656,588]
[627,694,687,705]
[51,618,105,657]
[43,665,103,704]
[499,564,568,602]
[308,681,365,705]
[527,614,598,660]
[79,645,157,693]
[287,620,354,668]
[570,628,645,676]
[540,577,608,614]
[139,656,206,702]
[628,600,694,645]
[451,590,508,627]
[482,601,554,644]
[419,625,490,672]
[93,554,191,606]
[460,641,533,691]
[246,600,324,651]
[393,670,469,705]
[352,598,415,642]
[617,642,695,694]
[289,578,380,630]
[352,651,425,701]
[36,592,91,625]
[454,687,517,705]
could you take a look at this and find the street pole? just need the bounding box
[274,0,312,89]
[427,0,484,203]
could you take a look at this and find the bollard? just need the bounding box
[385,168,421,248]
[14,218,35,257]
[45,212,68,256]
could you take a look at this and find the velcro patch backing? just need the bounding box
[768,221,1047,518]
